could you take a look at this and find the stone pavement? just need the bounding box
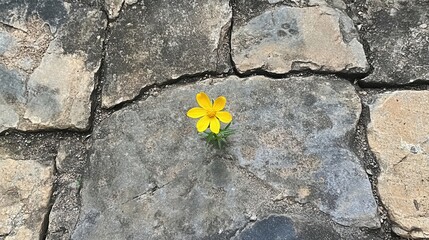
[0,0,428,239]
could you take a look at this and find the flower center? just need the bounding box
[207,110,216,118]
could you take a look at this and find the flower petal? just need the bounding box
[213,96,226,111]
[187,107,207,118]
[216,111,232,123]
[209,117,220,134]
[196,92,212,110]
[196,116,210,132]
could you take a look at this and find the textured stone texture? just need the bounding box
[104,0,124,19]
[231,5,369,74]
[0,158,53,240]
[368,91,429,238]
[103,0,139,19]
[236,215,342,240]
[102,0,232,108]
[46,140,87,240]
[73,76,379,239]
[0,2,106,132]
[0,0,68,33]
[359,0,429,85]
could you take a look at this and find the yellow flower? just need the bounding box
[187,92,233,134]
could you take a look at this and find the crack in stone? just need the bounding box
[39,152,59,240]
[103,70,222,111]
[215,16,232,73]
[0,232,10,240]
[393,155,409,167]
[121,180,173,205]
[393,138,429,167]
[0,21,27,33]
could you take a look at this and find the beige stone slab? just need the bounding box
[0,158,53,239]
[368,91,429,238]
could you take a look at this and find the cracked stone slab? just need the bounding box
[102,0,232,108]
[231,5,369,74]
[359,0,429,85]
[0,157,54,240]
[0,2,106,133]
[73,75,379,239]
[368,91,429,238]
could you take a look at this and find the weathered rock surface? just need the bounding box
[104,0,124,19]
[0,2,106,132]
[358,0,429,85]
[368,91,429,238]
[231,5,369,74]
[46,140,87,240]
[0,0,69,34]
[0,158,53,240]
[236,215,342,240]
[103,0,139,19]
[102,0,232,108]
[73,75,379,239]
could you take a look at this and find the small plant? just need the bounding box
[187,92,234,149]
[201,122,234,149]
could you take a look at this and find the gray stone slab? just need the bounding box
[231,4,369,74]
[0,65,26,133]
[0,3,106,132]
[73,75,379,239]
[102,0,232,108]
[359,0,429,85]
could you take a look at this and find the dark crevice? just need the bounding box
[229,0,240,77]
[358,79,429,89]
[356,35,375,81]
[236,67,370,81]
[39,150,59,240]
[0,233,10,239]
[343,0,376,81]
[98,0,126,23]
[351,89,399,239]
[88,8,110,132]
[215,3,233,74]
[0,127,79,137]
[102,71,231,113]
[120,180,174,206]
[99,68,376,117]
[113,0,127,21]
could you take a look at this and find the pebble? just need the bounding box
[365,169,373,176]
